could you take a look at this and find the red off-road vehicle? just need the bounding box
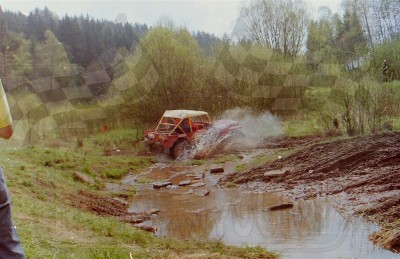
[144,110,243,159]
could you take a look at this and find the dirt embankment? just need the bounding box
[220,132,400,252]
[69,191,159,233]
[260,134,327,149]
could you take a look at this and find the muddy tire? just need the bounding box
[170,139,194,159]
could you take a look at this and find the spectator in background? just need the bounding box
[383,59,391,82]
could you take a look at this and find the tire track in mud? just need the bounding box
[219,132,400,252]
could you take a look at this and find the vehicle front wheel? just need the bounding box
[170,139,195,159]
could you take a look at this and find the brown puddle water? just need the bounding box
[124,161,399,259]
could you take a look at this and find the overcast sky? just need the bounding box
[0,0,342,37]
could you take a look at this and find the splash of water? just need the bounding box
[217,108,283,147]
[194,125,233,157]
[174,108,283,159]
[172,126,229,160]
[189,108,283,159]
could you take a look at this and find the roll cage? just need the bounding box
[155,113,212,135]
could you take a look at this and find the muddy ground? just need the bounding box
[219,132,400,253]
[69,190,159,232]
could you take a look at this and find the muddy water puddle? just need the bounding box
[124,159,398,259]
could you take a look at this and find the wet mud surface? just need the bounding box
[220,132,400,252]
[69,190,159,232]
[260,135,327,149]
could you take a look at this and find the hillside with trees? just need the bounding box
[1,0,400,144]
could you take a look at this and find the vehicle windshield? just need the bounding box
[155,115,211,134]
[155,117,179,133]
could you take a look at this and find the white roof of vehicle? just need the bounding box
[163,110,208,119]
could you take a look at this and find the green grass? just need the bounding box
[391,117,400,131]
[284,116,324,137]
[91,128,145,151]
[6,144,153,181]
[235,149,290,172]
[1,135,278,259]
[213,154,241,164]
[135,178,153,184]
[225,182,237,188]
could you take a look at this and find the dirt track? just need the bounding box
[219,132,400,252]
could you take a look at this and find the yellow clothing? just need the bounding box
[0,79,12,128]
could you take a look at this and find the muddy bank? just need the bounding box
[219,132,400,252]
[260,134,327,149]
[69,190,158,232]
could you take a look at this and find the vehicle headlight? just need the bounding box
[148,133,155,139]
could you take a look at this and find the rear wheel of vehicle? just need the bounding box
[170,139,194,159]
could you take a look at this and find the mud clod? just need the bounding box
[153,182,173,189]
[210,167,224,174]
[266,203,294,211]
[179,180,192,186]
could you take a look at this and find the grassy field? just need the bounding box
[1,131,279,259]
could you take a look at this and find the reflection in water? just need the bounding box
[131,188,221,240]
[130,187,397,259]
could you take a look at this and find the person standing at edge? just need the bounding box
[0,79,26,258]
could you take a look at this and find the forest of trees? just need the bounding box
[0,0,400,143]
